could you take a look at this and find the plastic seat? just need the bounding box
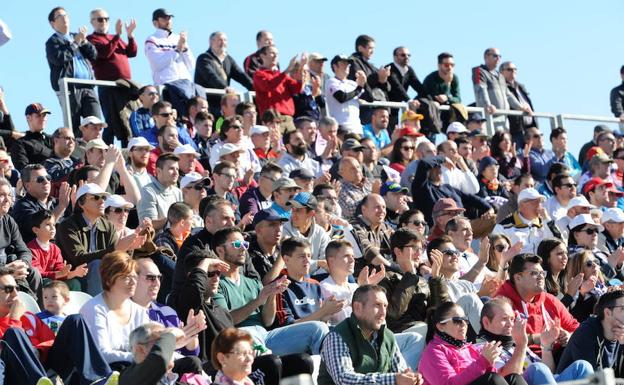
[64,291,93,314]
[17,291,40,313]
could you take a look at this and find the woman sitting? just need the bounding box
[389,137,415,174]
[490,131,529,180]
[564,250,607,322]
[419,301,527,385]
[212,328,256,385]
[537,238,576,307]
[477,156,510,202]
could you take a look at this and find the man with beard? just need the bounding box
[44,127,82,198]
[381,182,410,230]
[138,153,183,231]
[207,161,244,223]
[147,124,181,175]
[277,130,323,178]
[318,284,423,385]
[126,136,154,190]
[248,209,288,283]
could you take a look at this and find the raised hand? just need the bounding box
[429,249,443,278]
[511,317,528,347]
[125,18,136,38]
[478,236,490,266]
[480,341,502,364]
[115,19,123,36]
[68,263,89,279]
[566,273,584,297]
[355,70,367,87]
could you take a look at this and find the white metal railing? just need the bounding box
[58,78,118,133]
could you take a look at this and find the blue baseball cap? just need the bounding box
[286,192,318,210]
[380,182,408,196]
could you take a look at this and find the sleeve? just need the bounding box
[556,327,597,373]
[137,187,160,220]
[321,331,399,385]
[55,221,116,266]
[506,86,524,110]
[407,69,427,97]
[78,40,97,61]
[145,38,179,72]
[450,76,462,104]
[119,333,175,385]
[472,67,491,107]
[7,216,32,265]
[274,291,295,327]
[253,70,290,92]
[332,87,364,103]
[229,57,254,90]
[554,298,580,332]
[80,302,134,363]
[180,48,195,73]
[45,36,75,67]
[0,315,23,338]
[49,245,66,279]
[388,70,410,101]
[125,37,138,58]
[383,273,419,321]
[611,87,624,117]
[10,140,29,172]
[458,169,480,195]
[194,54,228,89]
[88,34,122,60]
[419,345,492,385]
[176,268,208,317]
[456,188,492,217]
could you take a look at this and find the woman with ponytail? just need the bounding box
[419,302,528,385]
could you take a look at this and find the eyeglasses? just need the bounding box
[93,17,110,22]
[187,184,205,191]
[523,270,546,278]
[401,146,415,151]
[585,260,598,268]
[122,275,138,285]
[143,274,162,282]
[440,316,468,325]
[580,228,599,235]
[228,350,254,358]
[410,220,426,227]
[144,92,159,97]
[398,53,411,57]
[442,62,455,67]
[54,13,68,20]
[35,175,52,183]
[403,244,424,253]
[494,244,508,253]
[157,112,173,118]
[561,183,577,189]
[229,125,243,130]
[219,173,237,179]
[231,240,250,250]
[207,270,222,278]
[112,207,130,214]
[600,137,616,143]
[0,285,17,294]
[505,68,518,72]
[59,136,76,142]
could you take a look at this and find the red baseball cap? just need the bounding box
[582,177,615,195]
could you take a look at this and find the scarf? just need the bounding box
[214,371,254,385]
[436,330,467,348]
[478,328,514,349]
[511,212,542,229]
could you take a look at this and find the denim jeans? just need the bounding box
[241,321,330,355]
[396,331,426,370]
[524,360,594,385]
[85,259,103,296]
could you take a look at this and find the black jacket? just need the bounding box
[10,131,54,172]
[347,52,389,102]
[379,270,429,332]
[610,81,624,118]
[506,81,537,136]
[0,214,32,266]
[386,63,426,102]
[45,32,97,91]
[10,193,57,244]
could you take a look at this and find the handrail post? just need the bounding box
[485,112,495,136]
[555,114,565,128]
[58,77,72,133]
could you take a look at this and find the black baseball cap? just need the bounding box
[252,209,288,227]
[290,168,315,180]
[330,55,352,67]
[152,8,174,20]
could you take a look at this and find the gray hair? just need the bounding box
[318,116,338,129]
[129,322,164,351]
[499,61,513,72]
[21,164,46,183]
[89,8,106,19]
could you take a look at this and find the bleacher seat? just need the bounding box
[65,291,93,314]
[17,291,40,313]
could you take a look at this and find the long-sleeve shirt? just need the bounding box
[119,332,176,385]
[0,213,32,266]
[86,32,137,80]
[145,28,194,85]
[610,81,624,118]
[253,68,301,116]
[441,166,480,194]
[28,239,64,280]
[422,71,461,104]
[55,213,117,266]
[80,294,150,364]
[523,148,556,183]
[472,65,522,110]
[0,311,55,360]
[137,179,183,222]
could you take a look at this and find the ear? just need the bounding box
[393,247,402,259]
[217,352,227,367]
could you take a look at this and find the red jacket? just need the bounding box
[28,239,65,280]
[86,33,137,80]
[253,68,301,116]
[495,281,579,352]
[0,312,55,361]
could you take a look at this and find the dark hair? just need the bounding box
[235,102,255,116]
[211,226,242,251]
[187,96,207,115]
[568,222,593,247]
[595,289,624,320]
[523,126,539,141]
[480,297,512,329]
[355,35,374,51]
[157,124,177,138]
[437,52,453,64]
[31,209,54,230]
[51,127,71,141]
[552,173,573,191]
[398,209,424,229]
[283,130,300,146]
[426,301,459,342]
[490,131,511,159]
[155,153,179,170]
[390,137,412,164]
[487,234,511,272]
[312,183,335,197]
[167,202,192,225]
[513,173,533,187]
[213,160,236,176]
[620,65,624,76]
[325,239,352,260]
[0,266,12,279]
[43,280,69,298]
[550,127,567,141]
[261,109,281,125]
[508,253,542,285]
[194,111,214,122]
[258,45,272,56]
[255,30,270,42]
[219,115,243,141]
[444,216,469,234]
[614,147,624,160]
[211,328,254,370]
[294,116,315,130]
[392,46,405,56]
[151,101,172,116]
[546,163,569,182]
[138,85,156,95]
[68,165,99,187]
[260,162,282,176]
[100,251,137,292]
[352,284,385,306]
[454,136,470,146]
[536,238,567,295]
[390,228,423,253]
[21,164,46,183]
[220,93,239,107]
[426,235,454,260]
[48,7,65,22]
[281,237,311,258]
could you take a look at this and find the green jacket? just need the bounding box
[56,212,118,266]
[318,314,397,385]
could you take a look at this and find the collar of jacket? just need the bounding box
[74,213,109,232]
[512,212,542,229]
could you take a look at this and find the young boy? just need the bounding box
[28,210,88,291]
[36,280,70,334]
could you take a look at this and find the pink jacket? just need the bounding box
[418,334,494,385]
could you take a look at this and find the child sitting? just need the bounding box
[28,209,88,290]
[36,280,70,334]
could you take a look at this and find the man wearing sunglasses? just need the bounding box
[496,253,579,355]
[45,127,81,197]
[12,164,70,243]
[87,8,137,146]
[544,174,577,221]
[240,162,282,218]
[129,85,160,140]
[599,208,624,254]
[521,127,555,184]
[422,52,461,106]
[381,182,410,230]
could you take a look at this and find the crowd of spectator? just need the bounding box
[2,5,624,385]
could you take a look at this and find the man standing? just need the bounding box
[472,48,525,130]
[325,55,368,135]
[500,61,536,145]
[145,8,196,117]
[318,284,423,385]
[45,6,102,137]
[87,8,137,145]
[195,31,253,118]
[138,153,183,231]
[10,103,54,171]
[610,65,624,122]
[387,46,425,127]
[243,30,275,78]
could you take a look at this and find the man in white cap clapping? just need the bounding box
[599,207,624,254]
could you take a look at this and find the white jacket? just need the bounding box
[145,29,194,85]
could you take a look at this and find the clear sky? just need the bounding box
[1,0,622,154]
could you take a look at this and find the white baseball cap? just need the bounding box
[569,214,604,232]
[127,137,154,151]
[566,196,595,211]
[218,143,243,158]
[250,125,270,136]
[76,183,110,201]
[517,188,546,204]
[80,116,108,128]
[446,122,468,134]
[180,172,210,189]
[601,208,624,224]
[85,138,108,151]
[173,144,199,157]
[104,194,134,210]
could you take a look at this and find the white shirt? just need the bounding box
[325,76,363,135]
[544,196,568,221]
[441,166,480,194]
[319,276,358,326]
[145,29,194,85]
[277,152,322,177]
[492,213,554,254]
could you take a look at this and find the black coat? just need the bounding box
[45,32,97,91]
[10,131,54,172]
[506,81,537,136]
[386,63,426,102]
[347,52,389,102]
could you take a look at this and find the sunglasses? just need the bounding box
[157,112,173,118]
[144,274,162,282]
[207,270,222,278]
[580,228,599,235]
[442,249,460,257]
[524,270,546,278]
[410,220,426,227]
[94,17,110,22]
[219,173,237,179]
[144,91,159,97]
[401,146,415,151]
[442,63,455,67]
[585,260,598,268]
[189,184,206,191]
[113,207,130,214]
[35,175,52,183]
[561,183,577,189]
[440,316,468,325]
[0,285,17,294]
[231,240,250,250]
[89,195,105,201]
[494,244,508,253]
